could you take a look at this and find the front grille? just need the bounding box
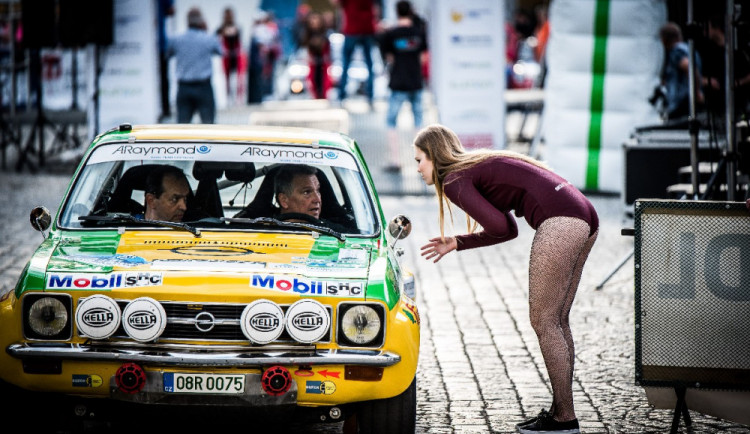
[110,301,332,343]
[165,323,246,340]
[162,303,244,319]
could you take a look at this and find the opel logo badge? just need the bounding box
[194,311,215,332]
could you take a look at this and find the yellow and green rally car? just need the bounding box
[0,124,419,432]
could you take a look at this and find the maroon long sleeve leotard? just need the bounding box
[443,156,599,251]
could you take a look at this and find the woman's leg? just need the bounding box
[560,229,597,386]
[528,217,595,422]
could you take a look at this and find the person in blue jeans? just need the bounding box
[381,0,427,172]
[331,0,378,104]
[167,7,224,124]
[658,22,703,120]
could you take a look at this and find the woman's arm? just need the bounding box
[444,177,518,250]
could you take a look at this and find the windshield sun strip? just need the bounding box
[56,139,381,237]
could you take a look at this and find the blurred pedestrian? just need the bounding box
[700,13,750,120]
[157,0,175,121]
[330,0,378,106]
[291,3,312,51]
[658,22,703,120]
[303,12,332,99]
[322,10,337,35]
[414,124,598,434]
[216,7,243,105]
[381,0,427,172]
[167,7,223,124]
[248,10,282,101]
[505,21,520,88]
[533,3,549,87]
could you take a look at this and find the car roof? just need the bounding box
[92,124,358,153]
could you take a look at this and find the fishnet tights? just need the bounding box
[529,217,598,422]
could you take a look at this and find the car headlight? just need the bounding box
[23,294,72,339]
[339,304,383,346]
[290,79,305,94]
[288,64,310,77]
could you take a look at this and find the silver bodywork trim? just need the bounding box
[7,343,400,368]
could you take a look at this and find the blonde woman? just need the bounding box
[414,124,598,434]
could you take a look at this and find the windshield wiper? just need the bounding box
[222,217,346,242]
[79,214,201,237]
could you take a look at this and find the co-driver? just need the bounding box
[142,166,191,222]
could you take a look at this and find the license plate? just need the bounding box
[163,373,245,394]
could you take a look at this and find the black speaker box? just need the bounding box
[622,127,750,208]
[635,199,750,390]
[21,0,58,48]
[59,0,114,47]
[623,138,717,206]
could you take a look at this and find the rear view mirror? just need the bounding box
[30,206,52,237]
[388,214,412,241]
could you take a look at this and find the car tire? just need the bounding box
[356,376,416,434]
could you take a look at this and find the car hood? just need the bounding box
[46,231,373,281]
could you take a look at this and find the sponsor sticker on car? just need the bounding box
[47,272,163,289]
[72,374,103,388]
[305,380,336,395]
[87,143,359,170]
[249,274,364,297]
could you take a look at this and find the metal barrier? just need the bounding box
[1,109,87,172]
[244,99,433,196]
[248,105,350,135]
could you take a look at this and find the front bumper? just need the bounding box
[7,343,401,368]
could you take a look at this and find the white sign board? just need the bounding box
[429,0,505,149]
[89,0,160,134]
[41,49,88,111]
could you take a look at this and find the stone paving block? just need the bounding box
[451,424,491,433]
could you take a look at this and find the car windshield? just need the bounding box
[58,142,378,236]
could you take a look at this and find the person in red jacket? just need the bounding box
[216,7,242,103]
[414,124,598,434]
[302,12,332,99]
[330,0,378,105]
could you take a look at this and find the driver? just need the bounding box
[143,166,191,222]
[274,164,322,221]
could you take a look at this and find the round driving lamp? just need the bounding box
[28,297,69,336]
[341,305,381,345]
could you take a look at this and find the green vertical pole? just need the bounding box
[586,0,610,190]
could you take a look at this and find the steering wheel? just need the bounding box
[278,212,322,225]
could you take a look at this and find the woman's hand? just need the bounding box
[420,236,457,263]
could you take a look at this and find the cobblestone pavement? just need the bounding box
[383,193,750,434]
[1,171,749,433]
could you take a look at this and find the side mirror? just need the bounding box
[388,215,412,246]
[30,206,52,237]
